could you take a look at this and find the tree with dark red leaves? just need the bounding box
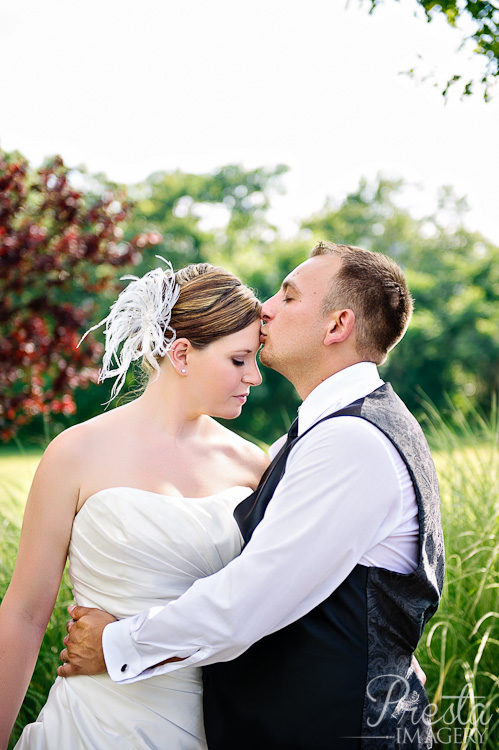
[0,151,155,442]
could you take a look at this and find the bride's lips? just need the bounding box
[233,393,249,404]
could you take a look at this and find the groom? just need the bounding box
[60,242,444,749]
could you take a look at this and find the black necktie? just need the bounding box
[234,417,299,542]
[248,416,299,491]
[287,416,299,441]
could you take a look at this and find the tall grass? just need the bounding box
[0,476,73,749]
[416,398,499,749]
[1,400,498,748]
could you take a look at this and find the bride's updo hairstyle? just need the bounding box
[166,262,261,351]
[80,259,261,402]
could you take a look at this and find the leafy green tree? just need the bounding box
[123,163,288,269]
[365,0,499,98]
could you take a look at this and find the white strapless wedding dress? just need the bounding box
[15,485,250,750]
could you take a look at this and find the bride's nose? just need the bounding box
[243,360,262,386]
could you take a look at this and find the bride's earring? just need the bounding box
[167,352,185,374]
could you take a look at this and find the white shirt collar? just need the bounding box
[297,362,384,434]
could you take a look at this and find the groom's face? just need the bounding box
[259,254,341,376]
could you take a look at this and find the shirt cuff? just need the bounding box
[102,618,144,683]
[102,615,213,683]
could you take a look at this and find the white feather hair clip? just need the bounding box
[79,256,180,403]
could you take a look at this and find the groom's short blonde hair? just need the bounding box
[311,241,413,365]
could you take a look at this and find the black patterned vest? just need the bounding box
[202,384,445,750]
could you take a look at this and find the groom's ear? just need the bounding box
[323,309,355,346]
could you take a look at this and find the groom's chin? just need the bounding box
[258,347,273,370]
[258,349,283,376]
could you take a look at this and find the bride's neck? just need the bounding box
[128,372,207,441]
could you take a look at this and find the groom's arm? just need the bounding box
[63,418,406,683]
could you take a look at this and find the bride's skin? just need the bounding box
[0,318,268,750]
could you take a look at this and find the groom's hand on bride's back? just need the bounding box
[57,605,117,678]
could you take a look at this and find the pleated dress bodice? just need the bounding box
[15,485,249,750]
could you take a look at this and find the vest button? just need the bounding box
[121,664,128,672]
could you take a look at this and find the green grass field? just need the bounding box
[1,404,498,749]
[0,448,42,522]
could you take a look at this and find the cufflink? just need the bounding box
[121,664,128,672]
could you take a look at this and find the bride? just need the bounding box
[0,260,268,749]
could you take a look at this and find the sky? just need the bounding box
[1,0,498,243]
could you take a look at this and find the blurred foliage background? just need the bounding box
[1,148,498,447]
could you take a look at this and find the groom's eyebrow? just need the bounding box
[282,280,300,295]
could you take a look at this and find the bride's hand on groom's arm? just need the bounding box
[57,605,117,678]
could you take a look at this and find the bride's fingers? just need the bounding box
[60,648,67,663]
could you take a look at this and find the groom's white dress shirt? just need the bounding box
[103,362,419,683]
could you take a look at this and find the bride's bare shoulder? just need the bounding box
[210,420,269,481]
[46,404,132,460]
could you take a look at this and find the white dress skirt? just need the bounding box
[15,485,249,750]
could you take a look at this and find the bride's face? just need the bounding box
[186,319,262,419]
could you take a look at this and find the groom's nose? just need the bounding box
[261,293,278,322]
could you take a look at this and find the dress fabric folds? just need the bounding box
[15,485,248,750]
